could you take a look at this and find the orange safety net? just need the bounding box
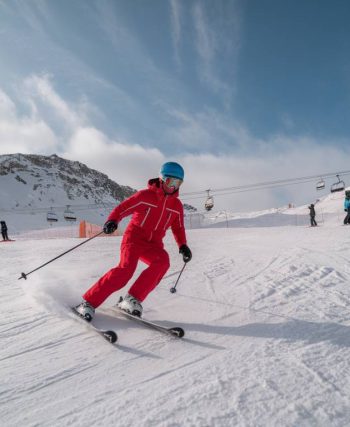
[79,220,120,238]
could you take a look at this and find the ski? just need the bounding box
[107,306,185,338]
[71,307,118,344]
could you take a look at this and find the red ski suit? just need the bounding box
[83,178,187,308]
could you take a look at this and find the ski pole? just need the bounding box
[170,263,187,293]
[18,231,104,280]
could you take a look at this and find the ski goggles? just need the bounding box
[162,176,183,190]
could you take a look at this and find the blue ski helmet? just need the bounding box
[160,162,184,181]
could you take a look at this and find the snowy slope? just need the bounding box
[286,189,347,226]
[2,214,350,426]
[185,188,348,229]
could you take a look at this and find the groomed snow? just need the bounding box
[2,193,350,426]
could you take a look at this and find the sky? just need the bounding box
[0,0,350,211]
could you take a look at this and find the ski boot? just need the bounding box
[74,301,95,322]
[117,294,143,317]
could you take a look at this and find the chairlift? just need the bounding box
[316,178,325,191]
[47,208,58,223]
[64,205,77,222]
[330,174,345,193]
[205,190,214,211]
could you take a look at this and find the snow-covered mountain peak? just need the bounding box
[0,153,136,228]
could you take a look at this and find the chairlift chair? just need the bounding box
[64,205,77,222]
[205,190,214,211]
[330,175,345,193]
[316,178,325,191]
[47,209,58,223]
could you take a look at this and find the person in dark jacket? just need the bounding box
[344,191,350,225]
[308,204,317,227]
[1,221,9,240]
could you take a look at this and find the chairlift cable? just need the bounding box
[181,173,349,202]
[181,169,350,198]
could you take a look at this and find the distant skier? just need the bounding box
[344,191,350,225]
[308,204,317,227]
[75,162,192,320]
[1,221,9,241]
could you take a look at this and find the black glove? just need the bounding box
[179,244,192,263]
[103,220,118,234]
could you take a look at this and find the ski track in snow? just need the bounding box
[2,225,350,426]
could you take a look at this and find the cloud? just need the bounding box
[0,75,349,213]
[94,1,160,80]
[192,1,241,108]
[9,0,51,35]
[93,1,185,105]
[0,88,58,154]
[193,2,221,94]
[0,89,16,119]
[193,3,215,63]
[0,77,165,186]
[170,0,182,69]
[63,126,164,188]
[23,74,83,130]
[163,106,259,152]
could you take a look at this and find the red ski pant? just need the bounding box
[83,241,170,308]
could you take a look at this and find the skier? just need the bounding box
[1,221,9,241]
[344,191,350,225]
[75,162,192,320]
[308,204,317,227]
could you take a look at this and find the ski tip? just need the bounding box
[104,330,118,343]
[170,327,185,338]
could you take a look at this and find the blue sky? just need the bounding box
[0,0,349,211]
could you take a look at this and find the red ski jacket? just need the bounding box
[107,178,187,247]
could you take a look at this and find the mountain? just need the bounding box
[0,153,136,231]
[0,153,196,234]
